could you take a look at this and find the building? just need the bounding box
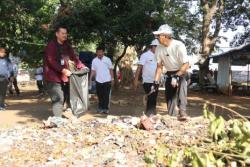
[210,43,250,95]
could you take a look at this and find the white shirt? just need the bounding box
[138,50,157,83]
[35,67,43,81]
[91,56,113,83]
[155,39,189,71]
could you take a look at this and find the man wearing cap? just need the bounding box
[134,39,159,116]
[152,24,189,120]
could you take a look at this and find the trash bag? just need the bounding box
[69,67,89,116]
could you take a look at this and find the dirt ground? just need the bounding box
[0,82,249,127]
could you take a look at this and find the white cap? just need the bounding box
[153,24,173,35]
[150,39,159,46]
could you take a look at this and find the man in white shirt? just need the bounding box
[90,46,114,114]
[134,39,159,116]
[152,24,190,121]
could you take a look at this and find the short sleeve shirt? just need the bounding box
[155,39,189,71]
[138,50,157,83]
[91,56,113,83]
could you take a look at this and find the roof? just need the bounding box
[210,43,250,66]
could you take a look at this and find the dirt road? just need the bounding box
[0,82,249,127]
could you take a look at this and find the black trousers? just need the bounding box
[143,82,158,116]
[96,81,111,110]
[62,82,70,108]
[9,77,20,95]
[46,81,70,117]
[165,72,187,116]
[0,78,8,107]
[37,80,44,93]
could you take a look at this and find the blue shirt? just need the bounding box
[0,57,13,79]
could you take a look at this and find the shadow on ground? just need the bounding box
[1,84,249,126]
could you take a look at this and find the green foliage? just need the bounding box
[53,0,166,52]
[164,0,201,54]
[0,0,58,66]
[223,0,250,46]
[144,106,250,167]
[1,0,248,67]
[209,116,227,141]
[191,151,224,167]
[190,111,250,166]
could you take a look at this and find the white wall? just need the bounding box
[217,56,232,95]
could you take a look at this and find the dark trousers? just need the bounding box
[9,77,20,95]
[0,78,9,107]
[46,81,70,117]
[37,80,44,94]
[62,82,70,108]
[143,82,158,116]
[165,72,187,116]
[96,81,111,110]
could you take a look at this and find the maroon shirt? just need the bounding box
[44,40,84,83]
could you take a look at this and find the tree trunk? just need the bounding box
[135,44,145,58]
[113,45,128,88]
[198,58,209,86]
[199,0,224,86]
[120,66,134,86]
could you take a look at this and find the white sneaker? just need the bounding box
[65,108,72,112]
[103,109,109,114]
[0,107,6,111]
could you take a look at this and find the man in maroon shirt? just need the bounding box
[44,26,84,117]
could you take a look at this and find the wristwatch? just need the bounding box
[153,80,160,84]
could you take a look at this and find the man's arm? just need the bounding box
[154,63,163,82]
[109,69,114,86]
[133,65,143,90]
[176,43,189,76]
[89,70,96,84]
[109,69,114,80]
[8,62,14,81]
[176,62,189,76]
[69,47,85,69]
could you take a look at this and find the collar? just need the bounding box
[97,55,104,60]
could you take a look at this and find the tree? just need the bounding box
[0,0,58,66]
[197,0,250,85]
[52,0,166,87]
[224,1,250,47]
[197,0,225,85]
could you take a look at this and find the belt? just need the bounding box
[165,71,178,77]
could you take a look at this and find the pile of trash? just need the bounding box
[0,115,209,166]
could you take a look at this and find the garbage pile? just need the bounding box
[0,115,209,167]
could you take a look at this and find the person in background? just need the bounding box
[134,39,160,116]
[44,26,84,117]
[8,62,20,96]
[89,46,114,114]
[152,24,190,121]
[35,64,44,95]
[0,47,14,111]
